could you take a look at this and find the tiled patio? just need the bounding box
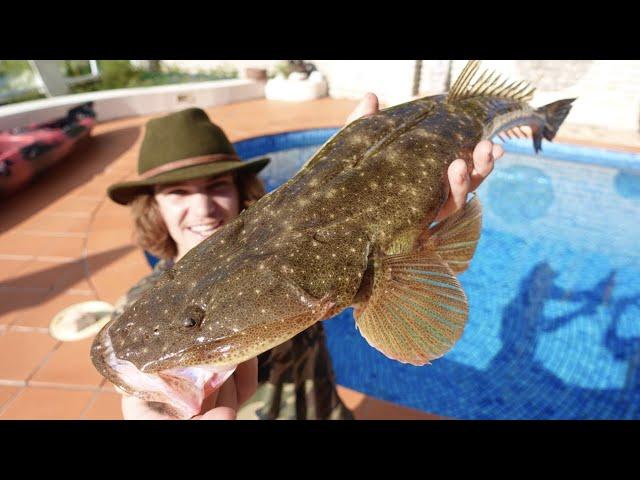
[1,97,638,420]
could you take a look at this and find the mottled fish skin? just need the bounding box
[92,63,574,388]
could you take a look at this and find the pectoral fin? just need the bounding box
[421,195,483,273]
[353,250,468,366]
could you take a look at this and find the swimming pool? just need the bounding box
[235,129,640,420]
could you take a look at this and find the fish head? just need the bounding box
[90,248,323,417]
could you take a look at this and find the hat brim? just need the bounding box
[107,157,270,205]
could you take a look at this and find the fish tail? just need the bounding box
[532,98,576,152]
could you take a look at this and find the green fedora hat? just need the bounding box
[107,108,270,205]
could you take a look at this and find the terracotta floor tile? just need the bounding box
[89,253,150,303]
[91,278,145,305]
[0,290,46,325]
[357,396,443,420]
[89,214,132,232]
[10,292,99,328]
[18,215,92,234]
[41,236,87,258]
[337,385,367,411]
[95,175,133,188]
[95,200,130,217]
[85,230,135,254]
[100,380,118,392]
[0,259,31,282]
[2,260,89,291]
[12,231,86,241]
[47,196,103,213]
[0,330,58,382]
[0,232,85,258]
[0,386,21,410]
[72,183,119,197]
[81,392,123,419]
[0,387,94,419]
[0,188,68,221]
[86,242,139,269]
[30,338,103,389]
[72,182,115,197]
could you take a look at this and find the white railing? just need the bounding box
[62,60,101,87]
[0,60,102,103]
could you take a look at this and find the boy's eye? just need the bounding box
[207,182,231,192]
[167,189,189,195]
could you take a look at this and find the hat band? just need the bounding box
[138,153,241,180]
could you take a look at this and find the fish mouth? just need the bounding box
[91,325,237,419]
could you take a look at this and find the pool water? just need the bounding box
[234,130,640,420]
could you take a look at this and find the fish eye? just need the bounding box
[182,305,205,328]
[183,318,197,328]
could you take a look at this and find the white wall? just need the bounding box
[308,60,417,106]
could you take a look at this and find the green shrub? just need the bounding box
[70,61,238,93]
[0,60,240,104]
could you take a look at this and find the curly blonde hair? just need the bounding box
[129,172,266,260]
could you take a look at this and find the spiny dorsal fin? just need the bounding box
[447,60,536,104]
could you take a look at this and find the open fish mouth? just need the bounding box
[93,328,237,419]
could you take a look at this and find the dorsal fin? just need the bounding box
[447,60,536,104]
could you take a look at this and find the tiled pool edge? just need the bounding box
[499,138,640,171]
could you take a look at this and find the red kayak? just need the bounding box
[0,102,96,198]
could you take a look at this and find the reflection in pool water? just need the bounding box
[614,169,640,199]
[487,166,554,222]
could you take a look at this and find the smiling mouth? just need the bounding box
[186,221,223,237]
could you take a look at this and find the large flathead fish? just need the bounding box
[91,61,575,418]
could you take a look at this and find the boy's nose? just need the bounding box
[190,191,216,216]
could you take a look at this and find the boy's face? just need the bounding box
[154,174,240,260]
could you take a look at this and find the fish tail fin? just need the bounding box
[532,98,576,152]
